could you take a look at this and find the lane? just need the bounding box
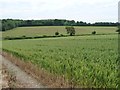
[1,55,45,88]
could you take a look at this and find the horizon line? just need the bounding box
[0,18,118,23]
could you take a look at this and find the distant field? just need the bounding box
[2,26,118,38]
[2,34,118,88]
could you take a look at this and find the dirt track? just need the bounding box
[1,55,45,88]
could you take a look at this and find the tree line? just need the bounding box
[0,19,119,31]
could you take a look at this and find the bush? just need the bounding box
[116,29,120,34]
[22,35,26,38]
[43,35,47,37]
[92,31,96,35]
[55,31,59,36]
[60,34,64,36]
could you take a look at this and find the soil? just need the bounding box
[1,52,71,88]
[1,55,45,88]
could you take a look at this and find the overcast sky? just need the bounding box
[0,0,119,23]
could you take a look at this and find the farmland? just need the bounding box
[2,25,118,88]
[2,26,117,38]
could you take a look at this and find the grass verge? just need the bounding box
[2,52,71,88]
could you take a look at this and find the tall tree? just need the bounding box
[65,26,75,36]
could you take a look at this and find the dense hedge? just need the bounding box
[1,19,119,31]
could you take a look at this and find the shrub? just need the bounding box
[116,29,120,34]
[43,35,47,37]
[22,35,26,38]
[92,31,96,35]
[60,34,64,36]
[55,31,59,36]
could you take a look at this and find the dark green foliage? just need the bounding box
[22,35,26,38]
[116,29,120,32]
[1,19,23,31]
[116,27,120,34]
[60,34,64,36]
[66,26,75,36]
[76,21,87,26]
[93,22,118,26]
[55,31,59,36]
[1,19,119,31]
[92,31,96,35]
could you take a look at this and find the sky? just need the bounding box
[0,0,119,23]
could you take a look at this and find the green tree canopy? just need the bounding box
[65,26,75,36]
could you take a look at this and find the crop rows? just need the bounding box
[2,34,118,88]
[2,26,117,38]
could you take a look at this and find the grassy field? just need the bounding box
[2,26,117,38]
[2,33,118,88]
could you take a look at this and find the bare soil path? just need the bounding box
[1,55,45,88]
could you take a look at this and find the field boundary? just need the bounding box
[2,51,71,88]
[2,64,25,88]
[3,33,117,40]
